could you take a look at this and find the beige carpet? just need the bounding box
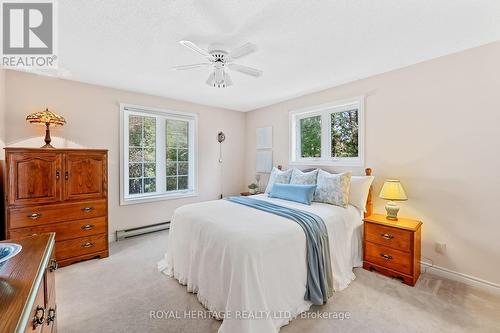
[56,231,500,333]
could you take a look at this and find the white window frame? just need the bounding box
[120,103,198,205]
[289,96,365,167]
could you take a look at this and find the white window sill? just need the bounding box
[120,191,199,206]
[289,159,364,167]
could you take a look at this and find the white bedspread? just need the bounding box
[158,194,363,333]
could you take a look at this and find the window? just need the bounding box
[290,97,364,166]
[120,104,197,205]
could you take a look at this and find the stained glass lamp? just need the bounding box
[26,108,66,148]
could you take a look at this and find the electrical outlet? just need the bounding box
[435,242,447,254]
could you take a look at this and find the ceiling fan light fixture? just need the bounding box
[224,72,233,87]
[214,66,224,84]
[175,40,262,88]
[206,72,215,86]
[206,70,232,88]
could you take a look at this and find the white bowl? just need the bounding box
[0,243,23,265]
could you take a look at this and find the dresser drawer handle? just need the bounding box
[49,259,58,272]
[28,213,42,220]
[380,233,394,240]
[81,224,95,231]
[32,306,46,328]
[380,253,393,260]
[81,207,94,213]
[82,242,95,248]
[47,307,56,325]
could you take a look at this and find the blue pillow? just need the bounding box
[268,183,317,205]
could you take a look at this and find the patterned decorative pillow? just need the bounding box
[313,170,352,207]
[265,167,293,194]
[290,168,318,185]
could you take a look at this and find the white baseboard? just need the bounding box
[420,261,500,295]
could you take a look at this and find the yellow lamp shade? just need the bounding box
[379,180,407,201]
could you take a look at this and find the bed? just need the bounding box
[158,168,373,333]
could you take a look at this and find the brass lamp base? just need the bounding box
[385,201,400,221]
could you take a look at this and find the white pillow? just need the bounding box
[265,167,293,194]
[349,175,375,212]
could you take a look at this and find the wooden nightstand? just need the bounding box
[363,214,422,286]
[240,192,261,196]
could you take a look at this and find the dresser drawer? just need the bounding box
[8,217,107,242]
[8,200,107,229]
[365,242,412,275]
[365,222,412,252]
[55,234,107,260]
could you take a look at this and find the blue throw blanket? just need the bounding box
[226,196,333,305]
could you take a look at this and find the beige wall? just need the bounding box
[244,41,500,285]
[4,70,246,240]
[3,42,500,285]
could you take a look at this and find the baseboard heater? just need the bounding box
[116,221,170,241]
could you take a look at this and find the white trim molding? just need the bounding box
[420,261,500,295]
[119,103,199,205]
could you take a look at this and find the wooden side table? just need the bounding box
[240,192,262,196]
[363,214,422,286]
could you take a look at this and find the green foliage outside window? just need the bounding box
[300,116,321,157]
[128,115,156,194]
[299,109,359,159]
[331,110,358,157]
[166,119,189,191]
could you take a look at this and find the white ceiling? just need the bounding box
[52,0,500,111]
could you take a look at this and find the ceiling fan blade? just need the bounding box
[230,43,257,59]
[172,63,210,71]
[179,40,211,58]
[228,63,263,77]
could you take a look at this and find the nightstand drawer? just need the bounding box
[365,242,412,275]
[365,222,412,252]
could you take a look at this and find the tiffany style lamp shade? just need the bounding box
[26,108,66,148]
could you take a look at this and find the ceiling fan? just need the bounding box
[172,41,263,88]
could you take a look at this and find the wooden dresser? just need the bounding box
[363,214,422,286]
[3,148,109,267]
[0,233,57,333]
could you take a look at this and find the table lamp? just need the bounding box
[379,179,407,220]
[26,108,66,148]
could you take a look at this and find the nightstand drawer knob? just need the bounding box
[380,233,394,240]
[379,253,393,260]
